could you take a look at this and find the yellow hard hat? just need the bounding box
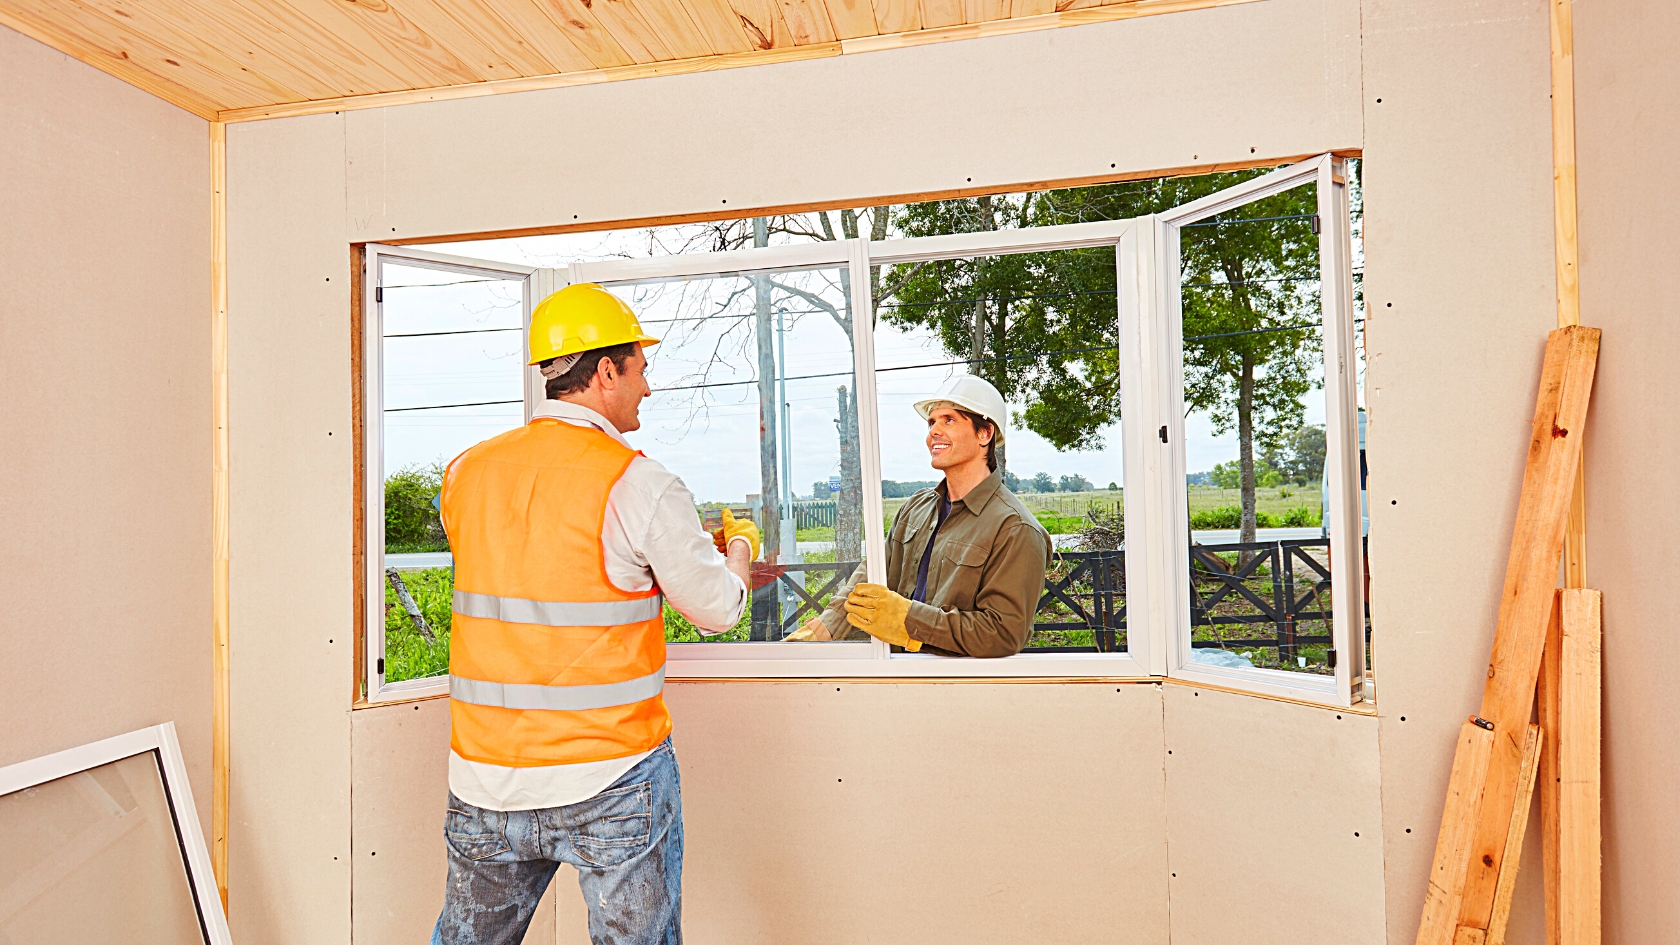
[528,283,661,366]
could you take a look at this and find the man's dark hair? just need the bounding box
[540,342,639,399]
[955,408,999,472]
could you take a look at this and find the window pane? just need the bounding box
[1176,177,1336,677]
[874,248,1126,655]
[598,267,865,643]
[0,752,205,944]
[380,262,525,684]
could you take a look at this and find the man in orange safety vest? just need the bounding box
[433,283,759,945]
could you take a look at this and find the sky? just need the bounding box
[382,198,1359,504]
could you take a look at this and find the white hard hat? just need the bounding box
[913,374,1008,440]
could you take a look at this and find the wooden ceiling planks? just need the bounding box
[0,0,1260,121]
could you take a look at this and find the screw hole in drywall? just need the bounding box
[1406,828,1412,833]
[1376,98,1382,103]
[1168,750,1173,755]
[1250,147,1256,153]
[1337,714,1342,719]
[1386,302,1393,307]
[1354,832,1360,837]
[1110,163,1116,168]
[1400,716,1406,721]
[1392,500,1398,505]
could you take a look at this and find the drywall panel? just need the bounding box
[0,25,211,830]
[1573,3,1680,942]
[348,697,564,945]
[664,681,1168,944]
[1161,685,1385,944]
[350,699,449,945]
[1358,1,1558,941]
[225,111,355,945]
[348,683,1168,945]
[342,0,1363,243]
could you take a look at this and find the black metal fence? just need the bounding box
[1027,539,1336,661]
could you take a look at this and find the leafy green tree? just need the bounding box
[1059,474,1093,493]
[1029,472,1056,493]
[1263,423,1326,485]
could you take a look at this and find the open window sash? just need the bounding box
[1148,155,1366,707]
[363,244,536,704]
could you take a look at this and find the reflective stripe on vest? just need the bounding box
[450,666,666,712]
[453,590,663,627]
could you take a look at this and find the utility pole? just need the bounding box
[752,217,781,640]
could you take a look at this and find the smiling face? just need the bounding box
[596,345,651,433]
[925,405,993,473]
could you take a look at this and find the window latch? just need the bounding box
[1310,214,1322,235]
[375,286,383,303]
[1158,425,1169,444]
[377,657,385,675]
[1327,649,1337,669]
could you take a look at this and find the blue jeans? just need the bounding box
[432,739,684,945]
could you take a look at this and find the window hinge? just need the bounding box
[1327,649,1337,669]
[377,657,385,675]
[1158,425,1169,443]
[1310,214,1322,235]
[375,286,383,304]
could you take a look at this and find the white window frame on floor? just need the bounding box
[0,722,233,945]
[362,244,535,704]
[1146,154,1366,706]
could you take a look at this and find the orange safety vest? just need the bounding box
[440,418,671,767]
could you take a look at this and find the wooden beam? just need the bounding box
[209,120,231,911]
[1557,588,1602,944]
[1540,591,1563,945]
[1486,723,1544,945]
[1551,0,1588,591]
[1417,721,1496,945]
[1456,325,1600,931]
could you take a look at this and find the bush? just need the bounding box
[1189,506,1242,529]
[1280,505,1321,527]
[1190,506,1298,529]
[386,462,448,553]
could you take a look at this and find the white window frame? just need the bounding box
[363,244,535,704]
[0,722,233,945]
[1147,154,1366,706]
[359,155,1363,700]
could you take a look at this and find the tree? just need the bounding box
[1059,474,1093,493]
[1263,423,1326,485]
[1030,472,1055,493]
[385,462,447,553]
[883,167,1335,545]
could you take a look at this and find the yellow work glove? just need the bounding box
[711,508,761,561]
[783,616,832,642]
[843,584,922,652]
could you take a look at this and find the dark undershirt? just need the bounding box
[911,495,954,603]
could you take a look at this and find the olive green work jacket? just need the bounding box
[816,470,1052,658]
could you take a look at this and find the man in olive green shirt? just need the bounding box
[789,375,1051,657]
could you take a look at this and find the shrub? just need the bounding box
[386,462,448,553]
[1280,505,1321,527]
[1189,506,1242,529]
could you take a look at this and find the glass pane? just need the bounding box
[380,262,525,683]
[1176,177,1336,677]
[873,247,1126,655]
[0,752,206,944]
[599,266,864,643]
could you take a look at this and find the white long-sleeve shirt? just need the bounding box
[448,400,748,812]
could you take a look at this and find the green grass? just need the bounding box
[384,567,453,683]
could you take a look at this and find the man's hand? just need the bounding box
[844,584,922,652]
[711,508,761,562]
[784,616,833,642]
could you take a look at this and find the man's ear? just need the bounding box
[597,355,618,387]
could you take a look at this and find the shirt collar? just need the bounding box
[531,400,632,449]
[939,468,1003,515]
